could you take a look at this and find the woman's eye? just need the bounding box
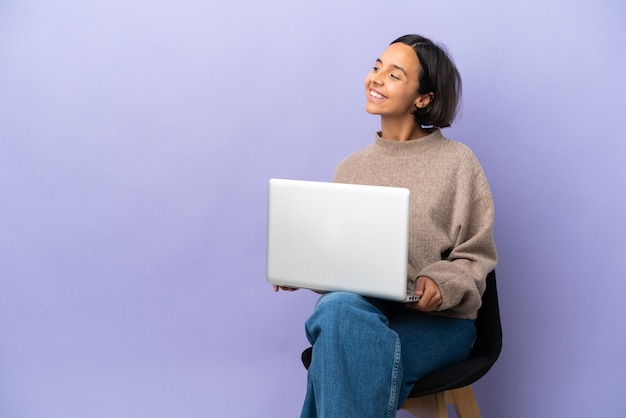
[390,73,401,80]
[372,66,379,72]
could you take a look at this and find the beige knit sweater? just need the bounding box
[332,129,497,320]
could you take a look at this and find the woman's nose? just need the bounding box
[370,71,383,85]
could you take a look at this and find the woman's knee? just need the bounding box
[306,292,392,345]
[315,291,365,310]
[308,292,388,330]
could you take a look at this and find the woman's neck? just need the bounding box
[380,117,430,142]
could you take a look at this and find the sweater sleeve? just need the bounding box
[418,160,498,317]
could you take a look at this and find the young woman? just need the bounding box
[274,34,497,418]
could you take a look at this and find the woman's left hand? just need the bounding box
[273,285,299,292]
[407,276,442,312]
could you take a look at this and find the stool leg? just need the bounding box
[446,385,481,418]
[401,392,448,418]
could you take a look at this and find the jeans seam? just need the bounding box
[386,337,402,418]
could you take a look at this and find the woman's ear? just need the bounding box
[415,92,434,109]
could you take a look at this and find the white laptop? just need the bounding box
[266,178,419,302]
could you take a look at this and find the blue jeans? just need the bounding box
[301,292,476,418]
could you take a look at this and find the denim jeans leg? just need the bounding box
[301,292,403,418]
[390,312,476,407]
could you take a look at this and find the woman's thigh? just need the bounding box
[389,311,476,401]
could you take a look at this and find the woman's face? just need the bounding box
[364,42,428,118]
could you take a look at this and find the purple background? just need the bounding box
[1,1,625,417]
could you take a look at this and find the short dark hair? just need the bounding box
[391,34,462,129]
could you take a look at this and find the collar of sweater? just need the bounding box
[374,128,443,155]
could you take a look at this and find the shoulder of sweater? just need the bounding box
[335,142,377,165]
[437,135,484,166]
[437,135,476,156]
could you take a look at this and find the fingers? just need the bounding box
[272,285,299,292]
[409,276,442,312]
[419,290,442,311]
